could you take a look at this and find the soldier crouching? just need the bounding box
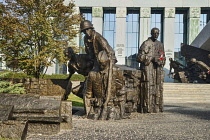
[84,51,125,120]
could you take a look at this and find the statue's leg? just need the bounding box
[159,70,165,112]
[84,71,96,116]
[64,80,72,100]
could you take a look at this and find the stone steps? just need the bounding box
[163,83,210,103]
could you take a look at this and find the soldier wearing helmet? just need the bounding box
[80,20,118,119]
[80,20,117,70]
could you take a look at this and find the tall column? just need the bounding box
[139,8,151,46]
[115,7,126,65]
[188,7,201,44]
[164,8,176,82]
[92,7,103,34]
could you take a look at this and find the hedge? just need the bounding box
[0,72,85,81]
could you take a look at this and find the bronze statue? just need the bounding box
[79,20,143,120]
[67,20,143,120]
[136,28,165,113]
[168,58,188,83]
[63,47,94,100]
[84,51,124,120]
[64,47,93,79]
[191,58,210,72]
[190,58,210,81]
[80,20,120,120]
[169,58,185,74]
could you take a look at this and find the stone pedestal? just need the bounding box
[60,101,73,130]
[0,120,28,140]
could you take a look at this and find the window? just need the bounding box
[79,8,92,54]
[103,8,116,49]
[200,9,210,31]
[80,8,92,22]
[126,8,140,68]
[151,9,164,42]
[174,9,188,65]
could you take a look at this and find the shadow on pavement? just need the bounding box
[164,103,210,121]
[72,106,86,116]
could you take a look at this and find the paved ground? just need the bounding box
[27,103,210,140]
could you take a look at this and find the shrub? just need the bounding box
[0,72,26,94]
[0,71,85,81]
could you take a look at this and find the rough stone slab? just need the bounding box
[0,94,61,122]
[0,105,13,121]
[60,101,72,130]
[39,95,62,100]
[0,120,28,140]
[27,122,60,135]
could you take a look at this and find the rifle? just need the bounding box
[101,55,114,120]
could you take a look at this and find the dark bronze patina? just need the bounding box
[136,28,165,113]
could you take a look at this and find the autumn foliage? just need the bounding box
[0,0,82,78]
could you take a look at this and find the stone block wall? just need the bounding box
[2,78,68,97]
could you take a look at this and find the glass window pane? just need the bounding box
[103,10,116,49]
[175,14,179,22]
[174,12,187,65]
[109,22,115,31]
[150,11,163,42]
[79,8,92,54]
[126,10,139,68]
[200,13,208,31]
[179,14,183,22]
[133,14,139,22]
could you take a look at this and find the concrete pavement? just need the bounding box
[27,102,210,140]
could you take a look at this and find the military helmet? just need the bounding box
[80,20,94,31]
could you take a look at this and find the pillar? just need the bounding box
[92,7,103,34]
[139,8,151,46]
[163,8,176,82]
[115,7,126,65]
[188,7,201,44]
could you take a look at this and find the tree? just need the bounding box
[0,0,82,78]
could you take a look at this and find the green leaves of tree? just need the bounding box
[0,0,82,78]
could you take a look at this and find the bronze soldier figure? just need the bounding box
[136,28,165,113]
[168,58,188,83]
[85,51,124,120]
[63,47,93,100]
[190,58,210,81]
[169,58,185,75]
[80,20,119,119]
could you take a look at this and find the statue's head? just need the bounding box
[191,58,197,63]
[151,27,160,41]
[169,58,173,61]
[80,20,94,36]
[98,50,109,70]
[64,47,74,60]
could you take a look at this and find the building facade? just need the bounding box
[1,0,210,82]
[67,0,210,82]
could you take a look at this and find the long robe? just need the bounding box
[137,37,165,113]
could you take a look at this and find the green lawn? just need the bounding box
[67,93,84,107]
